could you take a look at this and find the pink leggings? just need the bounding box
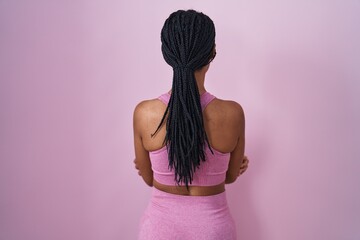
[138,188,236,240]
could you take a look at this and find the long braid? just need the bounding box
[152,10,216,188]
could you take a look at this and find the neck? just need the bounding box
[168,67,208,95]
[194,69,206,95]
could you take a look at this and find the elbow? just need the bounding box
[225,174,238,184]
[143,175,153,187]
[145,180,153,187]
[136,167,154,187]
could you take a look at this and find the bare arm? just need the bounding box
[225,103,247,184]
[133,102,153,187]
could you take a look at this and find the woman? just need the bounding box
[133,9,249,240]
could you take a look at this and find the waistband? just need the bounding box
[150,187,229,212]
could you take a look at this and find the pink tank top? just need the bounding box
[149,92,231,186]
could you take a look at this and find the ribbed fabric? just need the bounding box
[138,188,236,240]
[150,91,231,186]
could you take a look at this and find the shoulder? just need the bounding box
[134,99,156,114]
[133,97,167,125]
[209,97,245,120]
[134,98,164,115]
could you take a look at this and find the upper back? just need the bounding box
[138,91,243,154]
[136,91,244,186]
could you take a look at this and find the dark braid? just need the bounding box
[152,10,216,188]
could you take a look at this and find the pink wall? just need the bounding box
[1,0,359,239]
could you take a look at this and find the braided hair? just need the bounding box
[152,10,216,188]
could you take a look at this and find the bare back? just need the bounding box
[133,94,245,195]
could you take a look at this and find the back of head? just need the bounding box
[161,9,215,70]
[153,10,216,188]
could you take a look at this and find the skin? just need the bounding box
[133,61,249,196]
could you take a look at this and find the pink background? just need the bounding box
[1,0,359,239]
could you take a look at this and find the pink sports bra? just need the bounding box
[149,92,231,186]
